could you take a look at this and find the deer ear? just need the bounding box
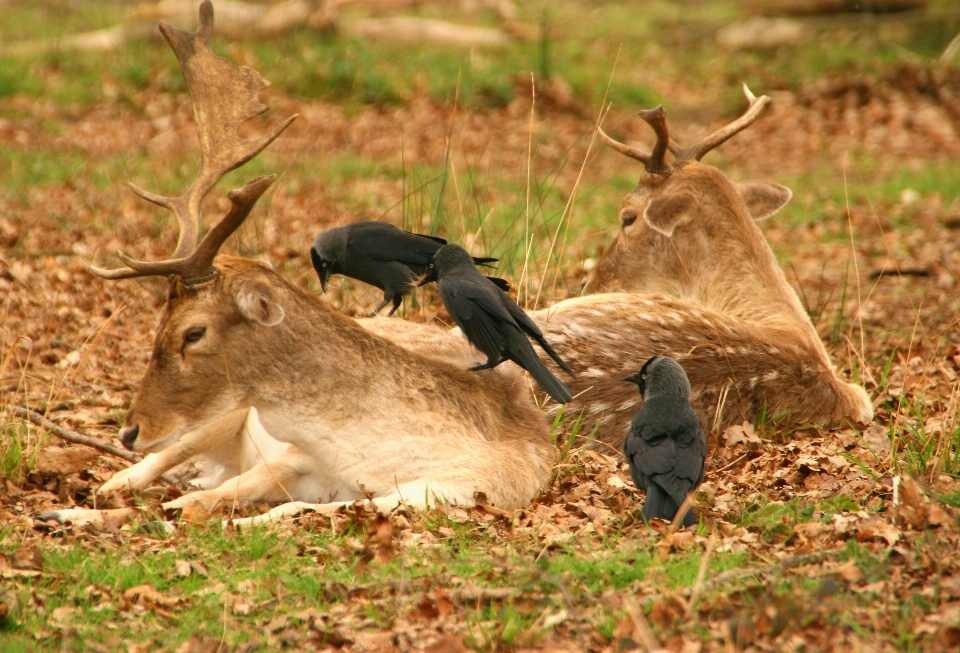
[737,181,792,221]
[643,191,695,237]
[235,283,285,327]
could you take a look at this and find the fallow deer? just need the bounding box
[42,1,553,528]
[366,86,873,450]
[45,4,871,528]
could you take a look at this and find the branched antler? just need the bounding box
[598,106,670,174]
[673,83,770,163]
[93,0,297,282]
[600,83,770,174]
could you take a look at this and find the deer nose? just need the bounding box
[120,424,140,450]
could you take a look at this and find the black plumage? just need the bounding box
[624,356,707,527]
[310,221,507,316]
[424,244,575,404]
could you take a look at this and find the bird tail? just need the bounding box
[643,483,696,527]
[472,256,499,267]
[512,341,574,404]
[486,276,510,292]
[531,334,576,379]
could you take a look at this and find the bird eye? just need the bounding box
[321,262,327,268]
[641,374,646,379]
[429,263,434,269]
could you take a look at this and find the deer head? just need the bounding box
[582,85,804,331]
[92,1,297,452]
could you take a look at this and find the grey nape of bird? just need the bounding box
[424,243,576,404]
[310,221,508,317]
[624,355,707,528]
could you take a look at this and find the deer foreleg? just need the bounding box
[162,451,323,512]
[229,477,479,528]
[98,408,251,494]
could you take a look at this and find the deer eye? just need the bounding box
[183,327,206,347]
[620,210,638,228]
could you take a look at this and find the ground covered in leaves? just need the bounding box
[3,1,960,651]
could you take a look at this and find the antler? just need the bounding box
[93,0,297,282]
[597,105,671,174]
[600,83,771,173]
[673,83,770,163]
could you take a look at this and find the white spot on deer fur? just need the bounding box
[584,368,605,377]
[763,371,779,381]
[767,348,781,356]
[619,399,637,411]
[749,376,759,388]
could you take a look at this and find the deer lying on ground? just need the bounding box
[368,86,874,449]
[45,4,870,528]
[42,1,552,528]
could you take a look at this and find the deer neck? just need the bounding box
[686,183,824,348]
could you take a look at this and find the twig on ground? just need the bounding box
[675,546,847,599]
[624,598,659,652]
[5,405,139,463]
[686,532,717,614]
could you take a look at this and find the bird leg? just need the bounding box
[468,357,506,372]
[384,294,403,317]
[370,297,392,317]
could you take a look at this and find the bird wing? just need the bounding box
[501,297,575,376]
[627,397,705,507]
[439,278,508,361]
[673,406,707,487]
[448,276,520,327]
[347,223,442,267]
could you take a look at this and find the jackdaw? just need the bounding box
[423,243,575,404]
[311,221,507,316]
[624,356,706,527]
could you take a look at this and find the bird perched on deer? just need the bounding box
[624,356,706,527]
[421,243,576,404]
[311,221,508,316]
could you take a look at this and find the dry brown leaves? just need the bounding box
[3,64,960,651]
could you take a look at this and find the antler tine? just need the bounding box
[598,105,672,174]
[675,82,771,163]
[597,126,652,167]
[636,106,670,174]
[93,0,296,282]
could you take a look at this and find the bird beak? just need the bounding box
[623,373,641,384]
[310,248,328,293]
[416,271,435,287]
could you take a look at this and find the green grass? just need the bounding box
[0,1,957,111]
[0,515,745,651]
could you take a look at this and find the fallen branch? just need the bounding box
[5,405,139,463]
[448,587,519,602]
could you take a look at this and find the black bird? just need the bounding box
[310,221,508,316]
[624,356,707,527]
[423,243,575,404]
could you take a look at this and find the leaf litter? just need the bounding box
[1,56,960,652]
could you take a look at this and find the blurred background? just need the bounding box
[1,0,960,428]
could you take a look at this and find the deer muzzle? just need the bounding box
[120,424,140,450]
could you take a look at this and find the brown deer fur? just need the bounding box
[43,4,869,525]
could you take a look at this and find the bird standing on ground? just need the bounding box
[310,221,507,316]
[423,243,576,404]
[624,356,706,527]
